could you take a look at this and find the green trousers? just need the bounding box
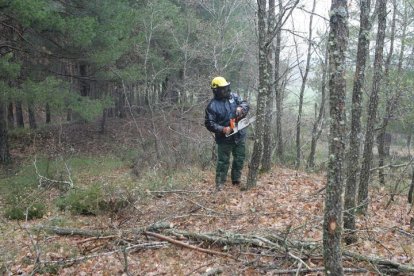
[216,142,246,187]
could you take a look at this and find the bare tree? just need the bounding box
[323,0,349,274]
[262,0,298,168]
[343,0,373,243]
[16,101,24,127]
[275,0,284,163]
[295,0,316,169]
[377,0,405,186]
[246,0,268,189]
[0,100,11,164]
[261,0,275,172]
[307,44,328,169]
[358,0,387,214]
[7,102,14,128]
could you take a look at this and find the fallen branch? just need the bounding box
[185,261,216,276]
[33,224,414,274]
[392,227,414,239]
[165,229,278,249]
[343,250,414,274]
[261,267,367,274]
[34,157,73,188]
[33,222,172,238]
[150,190,203,194]
[175,194,235,216]
[76,235,117,244]
[202,267,223,276]
[163,229,413,273]
[144,231,237,260]
[41,241,167,265]
[370,161,412,172]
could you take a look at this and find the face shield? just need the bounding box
[213,85,231,99]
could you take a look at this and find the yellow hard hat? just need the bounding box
[211,76,230,89]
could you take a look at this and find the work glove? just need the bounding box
[223,127,232,135]
[236,107,244,118]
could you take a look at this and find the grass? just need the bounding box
[0,150,207,219]
[0,154,129,219]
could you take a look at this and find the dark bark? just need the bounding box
[358,0,387,214]
[323,0,348,274]
[409,166,413,204]
[15,101,24,127]
[295,0,316,169]
[118,88,126,119]
[275,0,284,163]
[79,63,89,97]
[7,102,14,128]
[0,101,11,164]
[100,108,107,134]
[45,103,51,124]
[377,0,397,186]
[246,0,268,189]
[307,45,328,169]
[343,0,371,242]
[67,108,72,121]
[28,104,37,129]
[261,0,275,172]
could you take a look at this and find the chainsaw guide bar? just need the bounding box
[225,116,256,137]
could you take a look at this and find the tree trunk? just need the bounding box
[275,0,284,163]
[408,166,414,204]
[377,0,397,186]
[118,87,126,119]
[7,102,14,129]
[45,103,51,124]
[100,108,108,134]
[67,108,72,121]
[79,63,89,97]
[16,101,24,127]
[358,0,387,214]
[261,0,275,172]
[343,0,371,243]
[323,0,348,274]
[397,2,407,73]
[28,104,37,129]
[295,0,316,170]
[307,45,328,170]
[246,0,268,189]
[0,101,11,164]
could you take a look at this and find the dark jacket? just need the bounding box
[205,92,250,144]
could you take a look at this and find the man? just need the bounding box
[205,76,250,191]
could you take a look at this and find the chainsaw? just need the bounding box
[225,115,256,137]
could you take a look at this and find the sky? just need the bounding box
[282,0,332,110]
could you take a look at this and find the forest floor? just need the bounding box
[1,119,414,275]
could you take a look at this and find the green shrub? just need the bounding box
[1,175,47,220]
[38,264,60,275]
[56,184,103,215]
[56,183,132,215]
[5,202,46,220]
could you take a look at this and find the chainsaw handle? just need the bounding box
[230,118,236,129]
